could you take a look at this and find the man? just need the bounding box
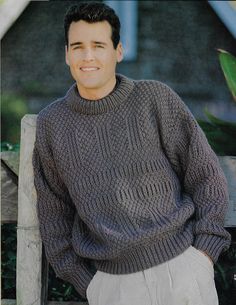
[32,2,231,305]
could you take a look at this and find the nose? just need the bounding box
[83,48,95,62]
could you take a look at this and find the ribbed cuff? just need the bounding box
[193,233,231,263]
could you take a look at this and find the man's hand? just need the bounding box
[198,250,214,265]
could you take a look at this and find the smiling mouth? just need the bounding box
[80,67,100,72]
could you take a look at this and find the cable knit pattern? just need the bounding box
[32,73,231,298]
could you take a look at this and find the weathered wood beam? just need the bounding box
[218,156,236,227]
[16,114,42,305]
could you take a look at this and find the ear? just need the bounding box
[116,42,124,63]
[65,45,69,66]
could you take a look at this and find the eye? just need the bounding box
[95,45,104,48]
[72,45,83,50]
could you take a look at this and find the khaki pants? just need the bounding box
[86,246,218,305]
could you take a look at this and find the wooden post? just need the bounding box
[16,114,44,305]
[218,156,236,227]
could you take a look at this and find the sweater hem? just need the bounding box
[94,227,194,274]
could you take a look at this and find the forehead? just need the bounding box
[68,20,112,43]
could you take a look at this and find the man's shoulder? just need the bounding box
[36,94,68,126]
[133,78,175,96]
[129,77,185,113]
[38,97,65,116]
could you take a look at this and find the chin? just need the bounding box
[82,83,100,90]
[79,80,102,89]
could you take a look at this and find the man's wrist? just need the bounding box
[198,249,213,264]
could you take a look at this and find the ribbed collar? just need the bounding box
[65,73,134,115]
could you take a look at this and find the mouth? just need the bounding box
[80,67,100,72]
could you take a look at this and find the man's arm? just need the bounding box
[32,114,95,299]
[157,84,231,263]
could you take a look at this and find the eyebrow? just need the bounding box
[70,41,108,47]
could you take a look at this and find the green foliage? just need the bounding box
[48,266,84,302]
[198,49,236,156]
[21,80,52,97]
[1,224,17,299]
[198,109,236,155]
[1,142,20,152]
[1,94,29,144]
[218,49,236,102]
[215,238,236,305]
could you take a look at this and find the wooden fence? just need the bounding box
[1,114,236,305]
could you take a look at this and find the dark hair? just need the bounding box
[64,2,120,49]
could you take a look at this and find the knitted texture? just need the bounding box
[32,73,231,298]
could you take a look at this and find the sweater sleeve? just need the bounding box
[32,113,95,299]
[157,84,231,263]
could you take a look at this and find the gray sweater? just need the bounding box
[32,73,231,298]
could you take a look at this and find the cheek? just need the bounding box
[68,53,81,67]
[102,54,117,68]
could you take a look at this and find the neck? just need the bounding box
[77,76,117,100]
[65,73,135,115]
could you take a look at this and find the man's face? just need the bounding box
[65,20,123,99]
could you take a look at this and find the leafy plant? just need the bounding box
[1,142,20,152]
[215,238,236,305]
[1,223,17,299]
[48,266,83,302]
[198,50,236,156]
[218,49,236,102]
[21,80,52,97]
[198,109,236,155]
[1,94,29,144]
